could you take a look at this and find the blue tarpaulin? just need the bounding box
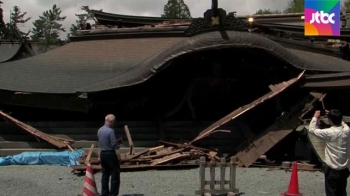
[0,149,85,166]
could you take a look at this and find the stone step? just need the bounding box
[0,133,160,141]
[0,127,159,134]
[0,147,149,157]
[0,140,159,149]
[0,121,212,129]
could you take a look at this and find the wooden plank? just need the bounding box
[156,147,174,155]
[124,125,135,155]
[220,158,226,189]
[149,145,164,152]
[141,148,184,159]
[281,162,316,171]
[235,94,313,167]
[199,157,206,193]
[210,163,215,189]
[0,111,70,148]
[150,153,189,166]
[125,149,149,160]
[85,144,94,164]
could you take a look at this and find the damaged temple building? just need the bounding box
[2,1,350,169]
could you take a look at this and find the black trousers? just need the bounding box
[100,151,120,196]
[324,165,349,196]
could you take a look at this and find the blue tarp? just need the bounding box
[0,149,85,166]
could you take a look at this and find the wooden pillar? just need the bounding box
[220,158,226,190]
[229,156,237,191]
[212,0,218,9]
[199,156,206,193]
[209,162,215,189]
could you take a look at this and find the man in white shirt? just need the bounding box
[309,109,350,196]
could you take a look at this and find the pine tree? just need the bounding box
[0,1,6,39]
[31,4,66,53]
[161,0,191,19]
[284,0,304,13]
[69,6,100,37]
[7,6,31,39]
[255,9,281,15]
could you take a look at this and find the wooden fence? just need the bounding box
[195,156,239,196]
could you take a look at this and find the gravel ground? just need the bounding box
[0,165,349,196]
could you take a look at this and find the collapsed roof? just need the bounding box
[0,30,350,94]
[1,6,350,94]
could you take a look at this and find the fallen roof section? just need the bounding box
[1,31,350,94]
[0,111,73,149]
[190,71,305,144]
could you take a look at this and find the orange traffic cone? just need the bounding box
[281,162,303,196]
[82,162,99,196]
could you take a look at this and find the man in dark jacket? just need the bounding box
[97,114,121,196]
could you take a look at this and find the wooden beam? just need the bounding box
[189,71,305,144]
[85,144,94,164]
[0,110,71,148]
[124,125,135,155]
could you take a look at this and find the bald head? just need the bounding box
[104,114,116,127]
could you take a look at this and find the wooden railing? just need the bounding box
[195,156,239,196]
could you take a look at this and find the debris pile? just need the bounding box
[71,128,220,172]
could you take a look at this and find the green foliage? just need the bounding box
[31,4,66,53]
[161,0,191,19]
[284,0,304,13]
[255,9,281,15]
[0,1,6,39]
[344,0,350,10]
[69,6,100,37]
[6,6,31,39]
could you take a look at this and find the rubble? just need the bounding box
[71,131,217,172]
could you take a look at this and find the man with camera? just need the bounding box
[97,114,122,196]
[309,109,350,196]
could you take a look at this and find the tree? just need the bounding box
[31,4,66,53]
[344,0,350,10]
[255,9,281,15]
[68,6,100,38]
[284,0,304,13]
[161,0,191,19]
[7,6,31,39]
[0,1,6,39]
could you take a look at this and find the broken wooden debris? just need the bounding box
[189,71,305,145]
[281,161,318,171]
[0,110,73,149]
[235,94,315,167]
[124,125,135,155]
[71,139,212,171]
[85,144,94,164]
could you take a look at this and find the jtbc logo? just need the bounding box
[310,11,335,24]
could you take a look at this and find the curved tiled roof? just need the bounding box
[0,42,23,63]
[0,31,350,94]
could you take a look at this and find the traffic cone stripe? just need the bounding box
[83,185,97,196]
[84,181,97,193]
[85,177,96,187]
[82,163,98,196]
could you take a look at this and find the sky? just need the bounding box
[1,0,292,39]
